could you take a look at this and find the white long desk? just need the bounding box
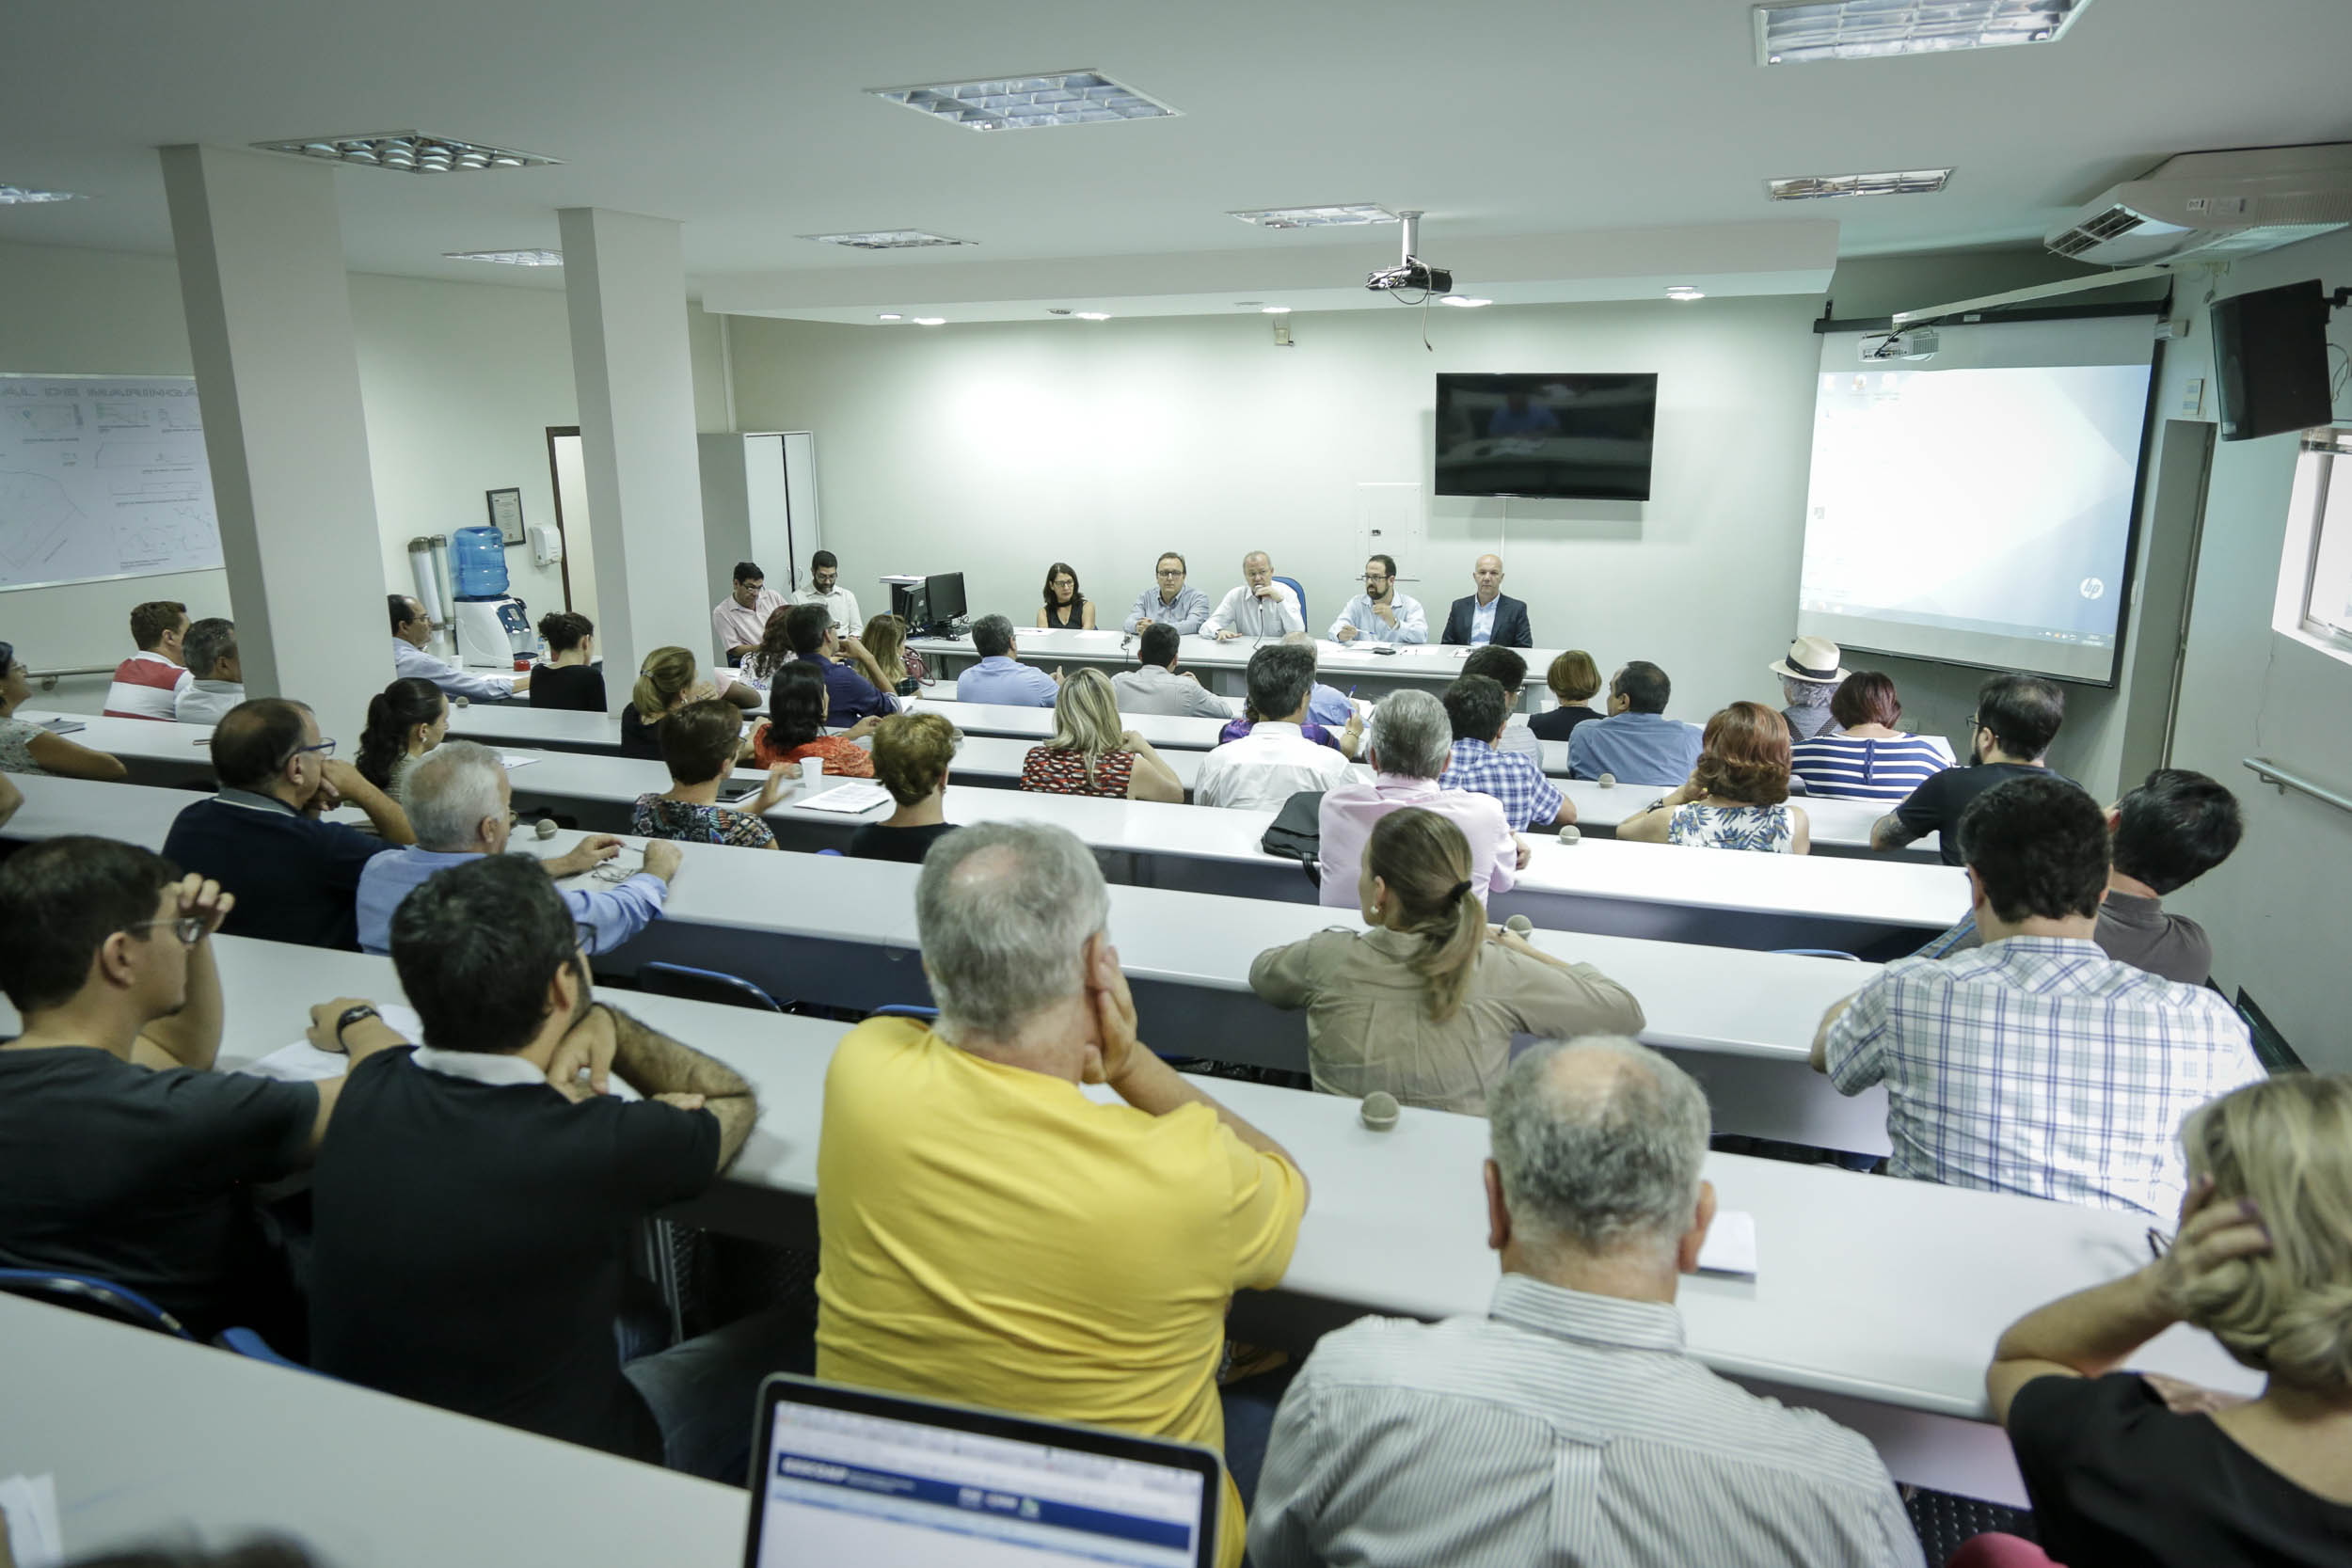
[28,936,2249,1511]
[914,627,1548,706]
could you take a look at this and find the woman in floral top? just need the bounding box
[1615,701,1810,855]
[751,662,878,778]
[1018,669,1184,801]
[631,697,790,849]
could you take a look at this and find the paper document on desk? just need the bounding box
[797,781,894,815]
[1,1471,64,1566]
[1695,1210,1757,1278]
[36,718,83,736]
[500,754,537,768]
[239,1003,637,1099]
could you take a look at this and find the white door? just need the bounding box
[551,432,598,626]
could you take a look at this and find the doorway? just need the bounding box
[545,426,600,626]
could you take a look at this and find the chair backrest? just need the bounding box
[0,1268,192,1337]
[639,960,784,1012]
[215,1325,328,1375]
[1771,948,1864,961]
[869,1004,940,1021]
[1275,575,1308,627]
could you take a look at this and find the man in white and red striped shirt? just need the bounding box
[103,601,193,721]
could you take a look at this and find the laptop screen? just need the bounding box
[749,1380,1215,1568]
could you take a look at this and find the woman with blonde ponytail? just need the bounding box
[1248,807,1644,1115]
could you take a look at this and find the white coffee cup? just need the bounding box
[802,757,824,787]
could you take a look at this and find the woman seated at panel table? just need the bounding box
[632,698,789,849]
[1616,701,1812,855]
[620,644,760,760]
[1788,671,1955,803]
[356,676,448,804]
[860,612,927,692]
[1968,1073,2352,1568]
[850,710,962,864]
[751,661,879,779]
[1037,562,1096,630]
[529,610,606,712]
[1248,807,1645,1116]
[1018,668,1184,802]
[0,640,128,781]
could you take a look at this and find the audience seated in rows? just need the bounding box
[1020,668,1185,801]
[1789,671,1954,802]
[163,699,414,950]
[632,698,787,849]
[620,645,758,760]
[103,599,192,721]
[1565,660,1703,785]
[1252,808,1642,1115]
[1978,1073,2352,1567]
[1816,773,2263,1219]
[955,612,1059,708]
[1873,671,2068,865]
[1460,643,1543,764]
[310,853,797,1482]
[816,822,1310,1568]
[1439,673,1575,832]
[0,639,127,780]
[1248,1037,1922,1567]
[1194,643,1356,811]
[848,711,962,863]
[1113,622,1237,720]
[1039,560,1095,629]
[355,677,447,803]
[356,740,678,956]
[529,611,606,712]
[858,611,926,690]
[1527,648,1604,742]
[1772,634,1849,743]
[1617,700,1812,854]
[752,661,878,777]
[389,594,526,704]
[1316,689,1523,910]
[171,618,245,725]
[1917,768,2244,986]
[0,838,358,1349]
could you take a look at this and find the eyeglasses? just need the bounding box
[1155,567,1184,578]
[128,916,206,947]
[278,738,336,768]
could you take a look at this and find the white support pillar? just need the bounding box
[159,144,390,740]
[557,208,712,716]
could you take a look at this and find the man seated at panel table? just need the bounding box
[0,837,389,1351]
[103,599,193,721]
[1123,550,1213,636]
[171,617,245,725]
[816,822,1310,1568]
[354,740,680,957]
[1328,554,1427,645]
[954,612,1060,708]
[310,853,802,1483]
[1565,659,1703,786]
[1913,768,2243,987]
[1438,553,1534,647]
[162,699,415,950]
[1317,689,1523,910]
[712,560,787,664]
[787,548,862,638]
[1462,643,1543,764]
[1813,774,2264,1220]
[389,594,528,703]
[1112,622,1238,721]
[783,601,899,723]
[1194,642,1357,812]
[1440,673,1575,832]
[1204,551,1305,641]
[1248,1037,1921,1568]
[1871,671,2068,866]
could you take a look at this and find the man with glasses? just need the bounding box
[712,561,787,664]
[355,741,681,956]
[1329,555,1427,645]
[1123,551,1212,637]
[161,698,415,949]
[0,836,398,1348]
[787,550,863,640]
[1871,672,2072,866]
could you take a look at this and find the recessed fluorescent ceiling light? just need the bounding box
[1755,0,2096,65]
[0,184,84,204]
[868,71,1178,132]
[801,230,975,250]
[1075,311,1112,321]
[1260,306,1292,314]
[913,317,947,326]
[1438,295,1491,308]
[1229,204,1397,230]
[444,249,563,267]
[1665,285,1706,300]
[1768,167,1952,200]
[878,313,904,322]
[252,132,558,171]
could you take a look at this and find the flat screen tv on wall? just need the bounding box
[1434,372,1658,500]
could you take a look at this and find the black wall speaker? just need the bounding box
[2210,278,2332,442]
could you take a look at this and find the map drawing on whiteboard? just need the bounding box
[0,375,223,591]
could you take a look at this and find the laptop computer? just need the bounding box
[743,1374,1222,1568]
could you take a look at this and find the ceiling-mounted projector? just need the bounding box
[1367,209,1453,295]
[1860,328,1939,361]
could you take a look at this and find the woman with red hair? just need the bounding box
[1616,700,1811,854]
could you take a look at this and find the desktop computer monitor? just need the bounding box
[924,571,967,625]
[889,579,931,628]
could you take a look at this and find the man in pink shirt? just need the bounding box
[1317,689,1527,910]
[103,600,193,721]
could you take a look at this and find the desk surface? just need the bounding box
[914,626,1546,683]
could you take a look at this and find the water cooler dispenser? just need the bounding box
[450,525,534,669]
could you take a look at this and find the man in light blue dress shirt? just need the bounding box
[354,741,677,955]
[1565,660,1705,786]
[389,594,524,703]
[1122,552,1213,636]
[953,614,1061,707]
[1328,555,1427,644]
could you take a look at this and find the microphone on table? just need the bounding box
[1557,825,1581,844]
[1505,914,1534,935]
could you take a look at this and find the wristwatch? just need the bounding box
[332,1004,381,1053]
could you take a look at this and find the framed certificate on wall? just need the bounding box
[486,486,524,545]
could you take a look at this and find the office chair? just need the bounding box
[1274,575,1308,629]
[639,961,785,1012]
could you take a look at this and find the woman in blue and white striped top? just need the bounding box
[1788,671,1954,801]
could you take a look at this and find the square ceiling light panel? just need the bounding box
[445,250,564,266]
[0,184,83,203]
[799,230,976,250]
[251,133,560,171]
[1229,205,1398,230]
[868,71,1180,132]
[1755,0,2097,64]
[1769,167,1954,199]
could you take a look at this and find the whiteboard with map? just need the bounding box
[0,374,225,592]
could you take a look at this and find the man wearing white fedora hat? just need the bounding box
[1770,636,1850,743]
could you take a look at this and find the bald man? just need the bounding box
[1440,555,1533,647]
[1202,551,1305,641]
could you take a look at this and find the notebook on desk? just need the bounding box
[796,781,894,816]
[36,718,84,736]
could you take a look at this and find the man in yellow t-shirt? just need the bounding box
[816,821,1311,1568]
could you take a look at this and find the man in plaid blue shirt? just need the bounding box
[1437,673,1577,832]
[1811,774,2262,1220]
